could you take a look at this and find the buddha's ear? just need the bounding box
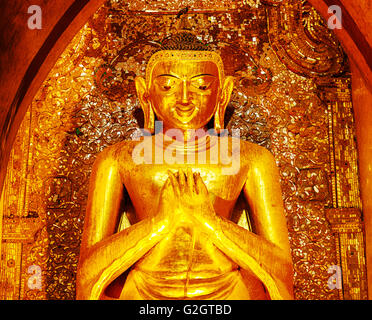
[135,76,155,134]
[214,76,234,133]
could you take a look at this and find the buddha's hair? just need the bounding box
[158,31,213,52]
[145,17,223,85]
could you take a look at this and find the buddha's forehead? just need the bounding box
[150,60,220,79]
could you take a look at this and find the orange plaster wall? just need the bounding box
[0,1,74,133]
[351,61,372,299]
[342,0,372,46]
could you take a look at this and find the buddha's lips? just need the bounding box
[174,104,196,118]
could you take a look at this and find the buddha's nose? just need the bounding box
[180,80,189,105]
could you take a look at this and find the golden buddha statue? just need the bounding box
[76,19,294,300]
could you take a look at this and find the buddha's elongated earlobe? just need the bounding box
[143,102,155,134]
[214,104,225,133]
[135,76,155,134]
[214,76,234,133]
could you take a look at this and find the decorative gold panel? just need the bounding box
[0,0,367,300]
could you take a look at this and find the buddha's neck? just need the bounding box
[155,126,217,153]
[162,126,208,143]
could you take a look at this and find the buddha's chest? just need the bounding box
[122,163,247,219]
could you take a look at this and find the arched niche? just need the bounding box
[0,0,371,300]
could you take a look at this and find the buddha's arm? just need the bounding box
[210,215,293,299]
[76,152,169,300]
[194,149,294,299]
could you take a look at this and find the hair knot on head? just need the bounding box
[160,31,212,52]
[158,12,213,52]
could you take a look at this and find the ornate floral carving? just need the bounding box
[266,0,346,78]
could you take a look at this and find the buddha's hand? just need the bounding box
[155,173,180,228]
[165,169,219,230]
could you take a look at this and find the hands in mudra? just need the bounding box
[156,168,219,232]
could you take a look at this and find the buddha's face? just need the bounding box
[148,60,220,130]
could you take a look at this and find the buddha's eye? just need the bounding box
[191,75,216,91]
[155,76,177,92]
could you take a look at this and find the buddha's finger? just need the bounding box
[161,178,171,192]
[178,169,186,194]
[193,172,200,194]
[158,179,171,209]
[195,173,208,195]
[162,175,172,195]
[168,171,180,197]
[186,167,195,194]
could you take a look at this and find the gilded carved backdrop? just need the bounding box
[0,0,367,300]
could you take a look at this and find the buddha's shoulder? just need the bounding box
[238,139,276,163]
[92,139,142,164]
